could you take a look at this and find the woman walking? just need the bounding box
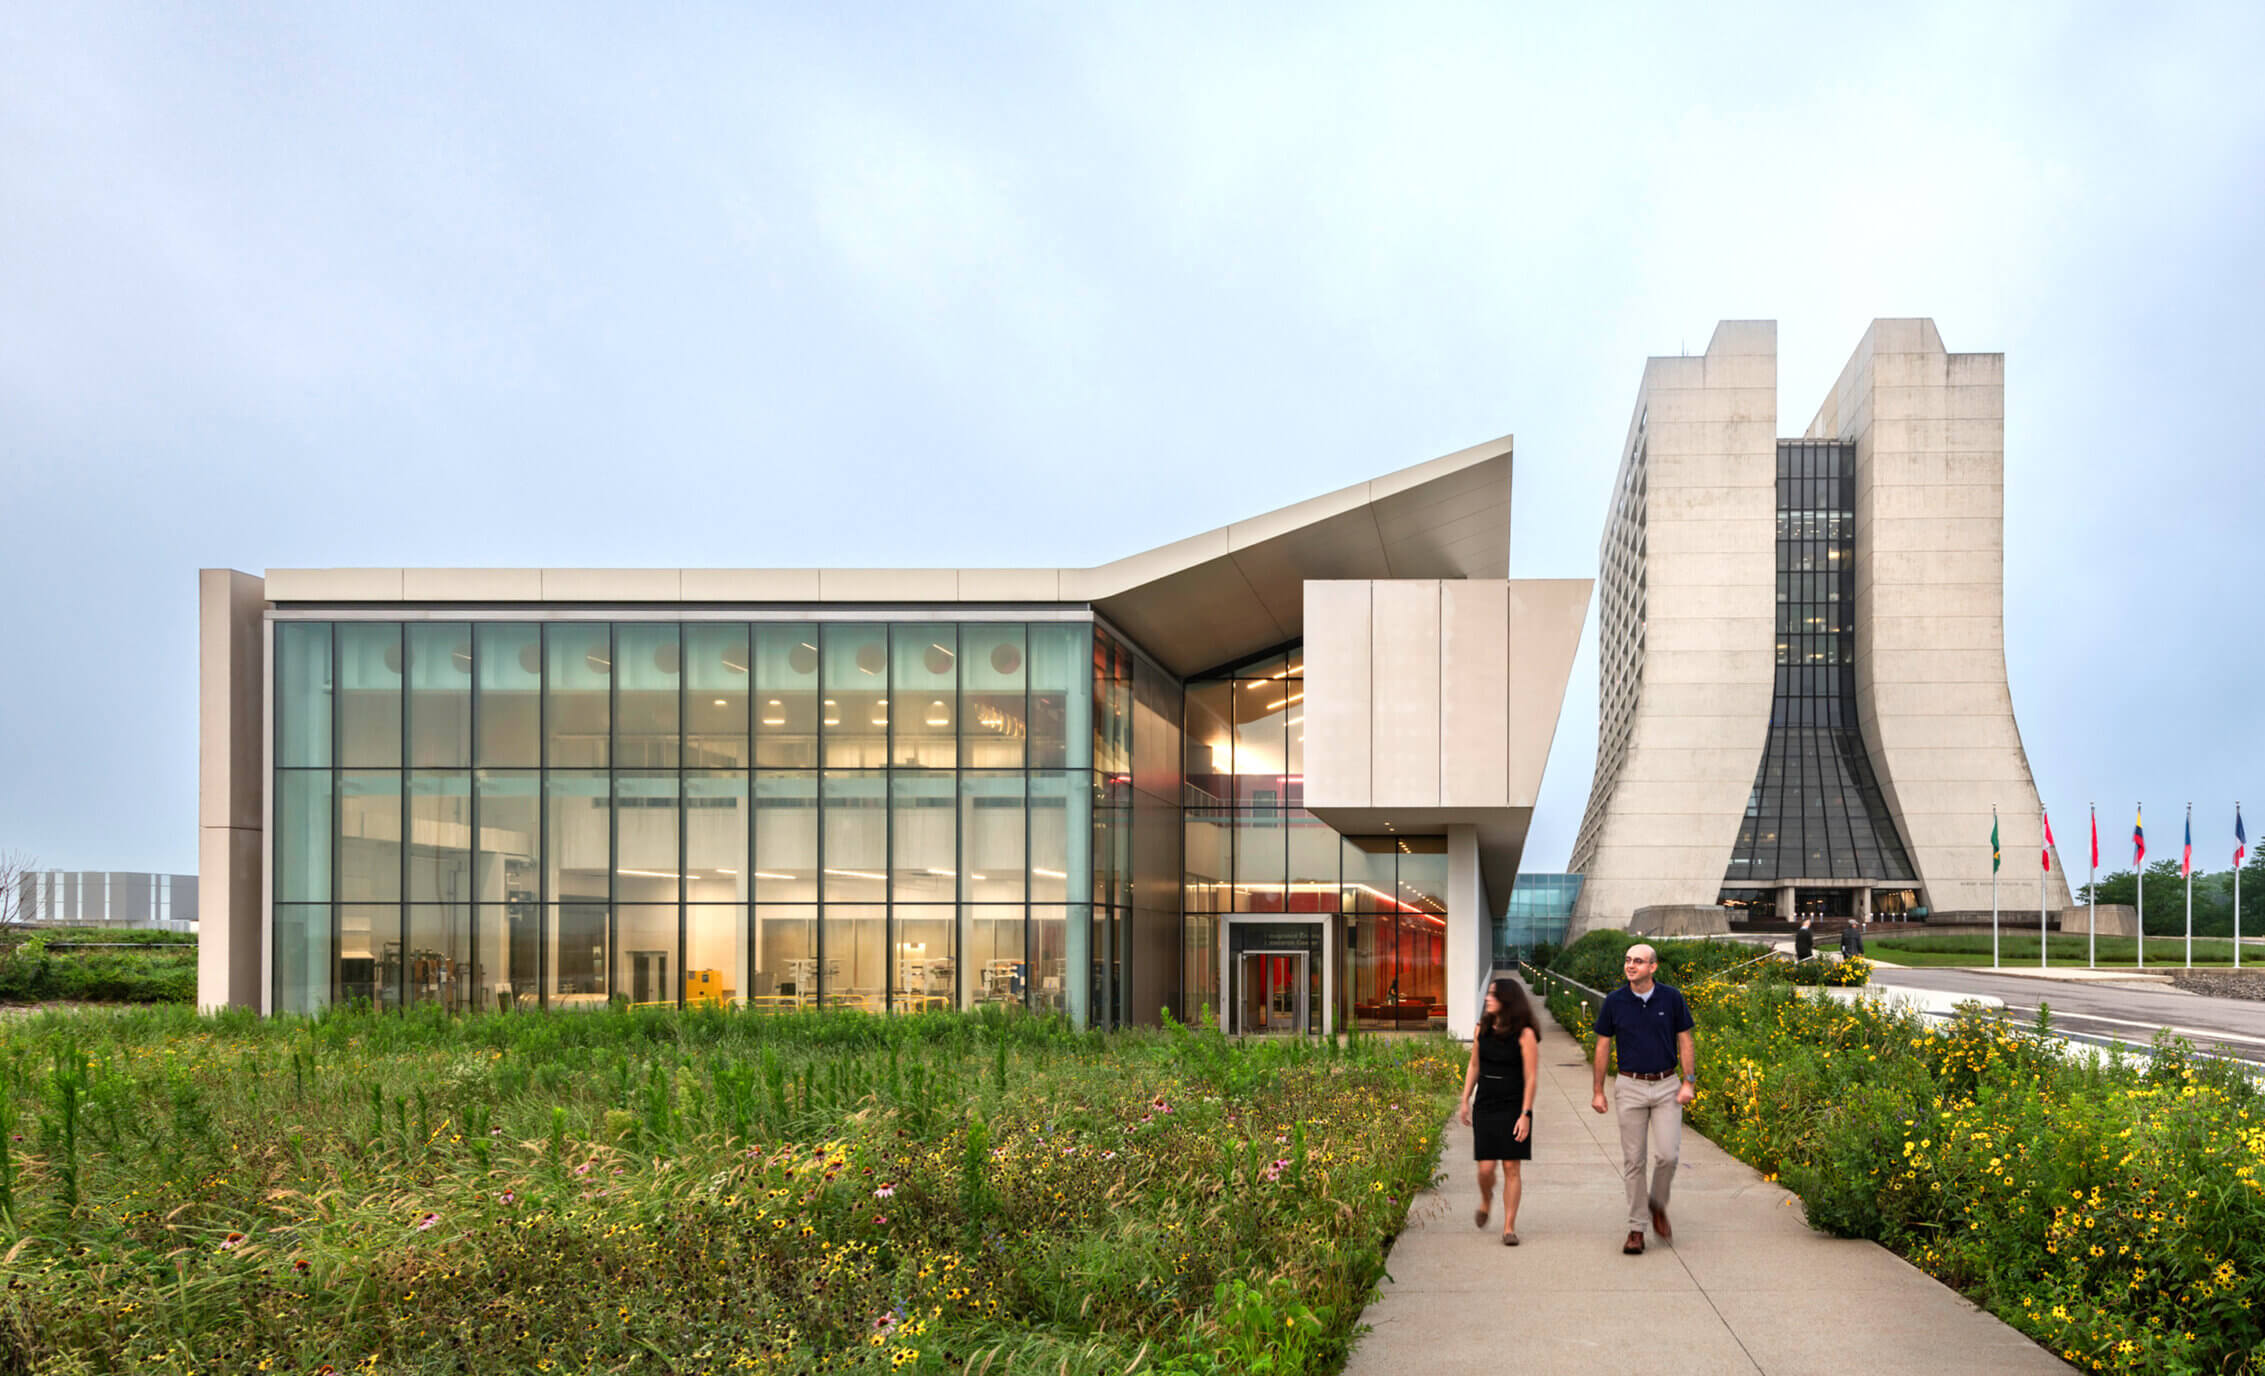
[1459,976,1540,1245]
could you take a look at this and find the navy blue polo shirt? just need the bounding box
[1593,981,1694,1075]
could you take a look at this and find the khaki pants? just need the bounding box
[1614,1074,1682,1231]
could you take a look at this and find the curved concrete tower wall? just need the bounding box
[1806,321,2071,914]
[1568,321,1779,928]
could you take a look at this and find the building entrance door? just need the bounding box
[1235,951,1309,1034]
[627,950,670,1006]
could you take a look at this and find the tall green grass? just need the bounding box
[0,1002,1461,1374]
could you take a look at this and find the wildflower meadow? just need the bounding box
[1540,932,2265,1374]
[0,1003,1461,1374]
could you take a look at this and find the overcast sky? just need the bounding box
[4,3,2261,882]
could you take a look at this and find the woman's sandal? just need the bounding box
[1473,1208,1488,1228]
[1501,1231,1520,1247]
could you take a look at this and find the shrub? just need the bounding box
[1550,930,1760,993]
[1539,971,2265,1373]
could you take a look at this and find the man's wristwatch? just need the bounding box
[1680,1075,1696,1085]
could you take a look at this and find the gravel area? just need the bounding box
[2165,970,2265,1002]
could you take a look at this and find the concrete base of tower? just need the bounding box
[1628,905,1733,938]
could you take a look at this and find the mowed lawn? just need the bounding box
[1868,932,2258,967]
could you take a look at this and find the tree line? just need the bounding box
[2074,847,2265,938]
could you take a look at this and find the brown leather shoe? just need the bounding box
[1650,1206,1672,1240]
[1622,1230,1645,1255]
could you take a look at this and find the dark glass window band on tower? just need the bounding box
[1723,441,1917,891]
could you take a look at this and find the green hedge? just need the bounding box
[1545,973,2265,1372]
[0,935,195,1004]
[1545,929,1764,993]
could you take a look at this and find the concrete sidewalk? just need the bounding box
[1342,993,2069,1375]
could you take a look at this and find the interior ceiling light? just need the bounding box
[1032,868,1068,879]
[1266,692,1303,710]
[752,871,794,881]
[712,698,729,708]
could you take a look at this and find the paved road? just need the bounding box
[1869,966,2265,1065]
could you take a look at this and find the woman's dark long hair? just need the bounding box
[1480,977,1539,1042]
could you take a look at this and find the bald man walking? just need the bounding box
[1589,943,1696,1255]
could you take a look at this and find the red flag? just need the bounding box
[2042,809,2055,871]
[2090,806,2099,869]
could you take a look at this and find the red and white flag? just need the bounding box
[2042,809,2055,872]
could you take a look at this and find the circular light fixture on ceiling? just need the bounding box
[855,643,887,676]
[518,643,541,675]
[381,643,402,675]
[655,643,680,674]
[788,643,818,676]
[923,643,955,675]
[990,644,1022,675]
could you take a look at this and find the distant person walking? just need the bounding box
[1839,920,1865,959]
[1459,977,1540,1245]
[1589,944,1696,1255]
[1794,917,1815,962]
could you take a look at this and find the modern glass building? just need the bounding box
[199,440,1593,1034]
[1496,872,1582,962]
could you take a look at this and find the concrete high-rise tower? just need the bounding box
[1570,320,2070,930]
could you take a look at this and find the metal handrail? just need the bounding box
[1520,961,1608,1005]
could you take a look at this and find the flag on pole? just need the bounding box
[2091,807,2099,869]
[2239,806,2248,868]
[1991,815,2001,873]
[2043,809,2055,871]
[2183,810,2193,878]
[2135,806,2146,866]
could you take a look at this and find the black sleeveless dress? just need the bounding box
[1471,1027,1533,1161]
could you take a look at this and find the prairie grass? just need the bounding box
[0,1002,1459,1374]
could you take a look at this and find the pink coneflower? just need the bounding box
[1101,1150,1117,1161]
[574,1163,592,1176]
[415,1213,439,1231]
[874,1184,896,1200]
[498,1191,516,1206]
[218,1232,246,1250]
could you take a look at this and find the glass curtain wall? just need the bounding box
[1721,441,1917,898]
[1177,642,1448,1033]
[1183,646,1325,1032]
[271,618,1114,1021]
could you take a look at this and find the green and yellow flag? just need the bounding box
[1991,813,2001,872]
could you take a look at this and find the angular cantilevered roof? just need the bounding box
[262,436,1511,677]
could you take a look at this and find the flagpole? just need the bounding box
[1991,804,2000,969]
[2185,803,2194,970]
[2041,809,2049,970]
[2237,803,2244,971]
[2088,802,2097,970]
[2137,803,2145,970]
